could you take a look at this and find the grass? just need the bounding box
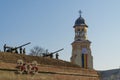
[0,52,79,68]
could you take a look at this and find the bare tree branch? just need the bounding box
[29,46,46,56]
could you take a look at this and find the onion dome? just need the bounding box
[73,11,88,28]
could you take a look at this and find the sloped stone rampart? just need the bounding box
[0,52,100,80]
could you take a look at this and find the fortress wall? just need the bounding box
[0,70,99,80]
[0,62,100,80]
[0,52,100,80]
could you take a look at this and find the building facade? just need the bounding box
[71,11,93,69]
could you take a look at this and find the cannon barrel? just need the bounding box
[11,42,31,50]
[50,48,64,55]
[43,48,64,57]
[16,42,31,49]
[4,42,31,53]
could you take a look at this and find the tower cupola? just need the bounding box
[74,10,88,28]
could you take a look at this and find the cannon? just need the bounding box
[4,42,31,54]
[43,48,64,59]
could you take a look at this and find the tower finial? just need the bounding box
[79,10,82,17]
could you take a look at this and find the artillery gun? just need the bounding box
[4,42,31,54]
[43,48,64,59]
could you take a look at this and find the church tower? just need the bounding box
[71,11,93,69]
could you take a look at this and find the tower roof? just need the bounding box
[73,11,88,28]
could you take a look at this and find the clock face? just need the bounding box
[82,48,88,54]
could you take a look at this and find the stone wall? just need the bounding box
[0,52,100,80]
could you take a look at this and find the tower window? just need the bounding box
[82,28,84,31]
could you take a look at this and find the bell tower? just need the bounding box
[71,11,93,69]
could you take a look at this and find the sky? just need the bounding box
[0,0,120,70]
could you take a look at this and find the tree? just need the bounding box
[29,46,47,56]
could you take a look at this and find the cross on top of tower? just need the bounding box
[79,10,82,17]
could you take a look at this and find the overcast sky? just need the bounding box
[0,0,120,70]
